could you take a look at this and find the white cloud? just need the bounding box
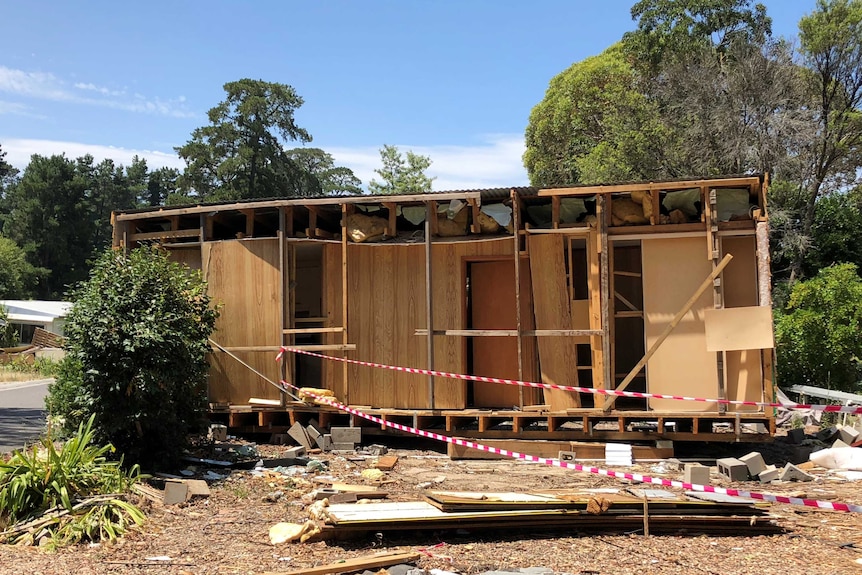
[328,134,530,191]
[0,66,194,118]
[0,100,42,118]
[2,138,185,171]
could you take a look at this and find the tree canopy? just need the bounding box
[177,79,312,201]
[368,145,434,195]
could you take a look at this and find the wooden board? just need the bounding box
[446,439,673,460]
[642,237,717,411]
[721,236,765,412]
[203,239,282,404]
[264,551,421,575]
[528,234,581,409]
[166,246,202,270]
[704,307,774,351]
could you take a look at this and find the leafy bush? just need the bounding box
[0,416,145,548]
[46,247,218,470]
[0,304,17,347]
[775,263,862,392]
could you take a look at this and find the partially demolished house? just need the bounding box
[111,175,776,443]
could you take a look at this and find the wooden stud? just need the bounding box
[425,201,435,408]
[512,190,524,407]
[384,202,398,238]
[129,228,200,242]
[414,329,602,337]
[285,206,294,237]
[650,190,660,226]
[278,206,288,407]
[552,196,561,229]
[469,198,481,234]
[588,228,604,392]
[603,254,734,410]
[427,200,438,236]
[306,206,318,239]
[241,209,255,238]
[341,204,349,405]
[598,195,612,395]
[756,221,775,407]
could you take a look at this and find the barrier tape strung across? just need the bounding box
[279,346,862,415]
[270,369,862,514]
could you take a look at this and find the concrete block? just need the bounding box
[655,440,674,450]
[780,462,815,482]
[785,428,805,444]
[666,457,683,471]
[758,465,780,483]
[833,438,851,449]
[683,463,710,485]
[716,457,749,481]
[330,426,362,445]
[316,434,332,451]
[839,426,860,445]
[558,451,577,462]
[739,451,767,477]
[305,424,322,443]
[331,442,356,452]
[208,424,227,442]
[284,445,306,459]
[287,421,313,449]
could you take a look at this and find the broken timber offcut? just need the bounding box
[111,175,776,443]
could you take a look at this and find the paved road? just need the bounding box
[0,380,51,454]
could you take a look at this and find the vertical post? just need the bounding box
[598,194,612,396]
[756,220,774,407]
[278,206,288,407]
[425,201,435,408]
[341,204,350,405]
[707,188,727,414]
[511,190,525,407]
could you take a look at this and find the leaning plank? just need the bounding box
[261,550,421,575]
[527,234,581,409]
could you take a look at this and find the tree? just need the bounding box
[176,79,312,201]
[285,147,363,196]
[774,263,862,392]
[2,154,93,299]
[0,235,43,299]
[623,0,772,71]
[144,166,181,207]
[524,45,669,186]
[46,247,219,470]
[791,0,862,279]
[368,145,434,194]
[0,304,17,347]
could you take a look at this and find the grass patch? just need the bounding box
[0,356,60,383]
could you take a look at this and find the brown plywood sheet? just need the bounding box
[721,236,765,411]
[470,259,534,407]
[203,239,282,404]
[642,237,717,411]
[528,234,581,410]
[167,247,202,270]
[704,307,774,351]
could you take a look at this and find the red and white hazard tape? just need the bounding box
[278,346,862,415]
[272,373,862,514]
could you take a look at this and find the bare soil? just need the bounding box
[3,441,862,575]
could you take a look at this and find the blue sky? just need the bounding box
[1,0,818,191]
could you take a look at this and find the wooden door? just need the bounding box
[470,259,533,408]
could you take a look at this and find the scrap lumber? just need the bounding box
[371,455,399,471]
[261,550,421,575]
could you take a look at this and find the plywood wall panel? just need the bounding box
[167,247,202,271]
[643,237,717,411]
[321,243,345,400]
[527,234,582,410]
[721,236,764,412]
[320,238,516,409]
[203,238,282,404]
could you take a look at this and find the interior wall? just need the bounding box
[203,238,282,404]
[721,235,763,412]
[643,236,717,411]
[321,238,514,409]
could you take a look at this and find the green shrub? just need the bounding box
[46,247,219,470]
[0,304,17,347]
[775,263,862,392]
[0,416,145,548]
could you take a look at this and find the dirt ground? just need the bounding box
[3,440,862,575]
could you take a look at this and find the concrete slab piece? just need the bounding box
[780,462,815,482]
[839,426,860,445]
[758,465,780,483]
[287,421,313,449]
[739,452,767,477]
